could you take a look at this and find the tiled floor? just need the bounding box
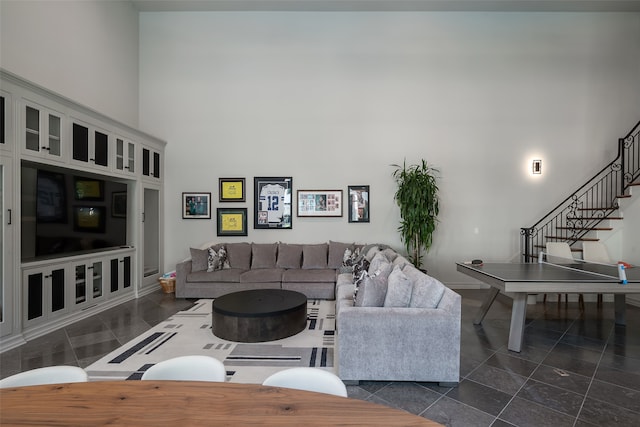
[1,289,639,426]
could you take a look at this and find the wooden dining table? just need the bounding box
[0,380,443,426]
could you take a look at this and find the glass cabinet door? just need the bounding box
[75,264,87,304]
[26,272,44,321]
[50,268,65,313]
[91,260,103,298]
[25,106,40,152]
[48,114,61,156]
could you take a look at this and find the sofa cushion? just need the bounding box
[251,243,277,269]
[187,268,244,283]
[226,242,252,270]
[381,247,399,262]
[384,265,413,307]
[190,247,210,272]
[403,265,446,308]
[354,262,392,307]
[302,244,328,269]
[392,255,411,269]
[276,243,303,269]
[282,268,336,283]
[328,241,352,269]
[240,268,283,283]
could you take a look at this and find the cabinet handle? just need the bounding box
[41,146,50,151]
[45,274,52,279]
[7,209,11,225]
[90,158,95,162]
[87,266,94,270]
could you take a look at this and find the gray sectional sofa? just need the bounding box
[176,241,461,385]
[335,248,461,385]
[175,241,355,300]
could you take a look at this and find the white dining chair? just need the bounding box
[0,366,88,388]
[262,367,348,397]
[545,242,584,308]
[582,241,612,306]
[141,355,226,382]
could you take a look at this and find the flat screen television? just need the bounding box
[21,162,129,262]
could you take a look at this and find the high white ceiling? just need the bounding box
[131,0,640,12]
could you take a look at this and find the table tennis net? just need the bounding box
[539,252,628,284]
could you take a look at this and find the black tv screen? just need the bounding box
[21,162,129,261]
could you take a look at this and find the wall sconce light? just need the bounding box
[532,159,542,174]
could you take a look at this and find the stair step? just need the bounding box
[618,194,632,198]
[534,244,583,252]
[556,226,613,231]
[567,216,622,220]
[545,236,600,241]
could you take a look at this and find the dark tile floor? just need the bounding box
[2,289,639,427]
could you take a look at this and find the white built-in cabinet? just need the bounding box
[0,70,165,349]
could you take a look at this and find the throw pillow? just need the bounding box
[207,246,229,272]
[404,265,446,308]
[225,242,252,270]
[276,243,303,269]
[364,245,381,261]
[190,247,209,272]
[352,256,370,284]
[251,243,278,269]
[328,241,353,269]
[368,252,390,275]
[342,246,361,268]
[302,244,328,269]
[383,265,413,307]
[354,263,392,307]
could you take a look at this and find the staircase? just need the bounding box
[521,120,640,262]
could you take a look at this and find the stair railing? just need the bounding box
[521,120,640,262]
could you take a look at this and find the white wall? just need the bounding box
[0,0,140,127]
[139,11,640,284]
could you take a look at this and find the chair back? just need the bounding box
[0,366,88,388]
[546,242,574,263]
[582,241,612,264]
[141,355,226,382]
[262,367,347,397]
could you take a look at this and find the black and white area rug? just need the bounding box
[86,299,336,384]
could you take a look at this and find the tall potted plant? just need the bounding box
[392,159,440,269]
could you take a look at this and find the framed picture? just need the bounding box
[73,206,106,233]
[36,170,67,223]
[297,190,343,217]
[111,192,127,218]
[74,177,104,201]
[217,208,248,236]
[254,176,292,229]
[182,192,211,219]
[348,185,370,223]
[219,177,246,202]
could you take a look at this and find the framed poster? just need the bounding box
[73,206,106,233]
[219,177,245,202]
[182,192,211,219]
[348,185,370,223]
[297,190,343,217]
[217,208,248,236]
[74,177,103,201]
[111,192,127,218]
[36,170,67,223]
[254,176,292,229]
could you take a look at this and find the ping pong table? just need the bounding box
[456,261,640,352]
